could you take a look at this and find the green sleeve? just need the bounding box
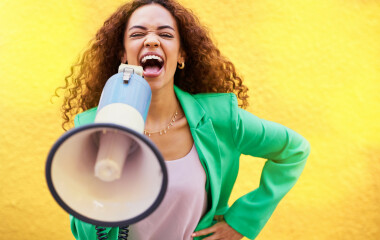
[70,216,119,240]
[224,103,310,239]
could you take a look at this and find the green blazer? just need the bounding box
[70,86,310,239]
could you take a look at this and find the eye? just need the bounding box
[129,32,145,38]
[159,33,174,38]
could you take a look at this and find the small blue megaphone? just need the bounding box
[45,64,168,228]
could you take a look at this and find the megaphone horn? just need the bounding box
[46,64,168,227]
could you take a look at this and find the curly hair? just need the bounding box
[56,0,249,130]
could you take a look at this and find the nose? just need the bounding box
[144,35,160,48]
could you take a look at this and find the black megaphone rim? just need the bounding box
[45,123,168,227]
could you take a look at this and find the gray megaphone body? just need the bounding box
[46,64,168,227]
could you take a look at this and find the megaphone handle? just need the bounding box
[95,225,130,240]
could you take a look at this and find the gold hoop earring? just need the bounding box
[178,62,185,69]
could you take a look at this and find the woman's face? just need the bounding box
[123,4,184,92]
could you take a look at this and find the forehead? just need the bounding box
[127,4,177,30]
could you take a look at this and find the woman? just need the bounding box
[58,0,310,239]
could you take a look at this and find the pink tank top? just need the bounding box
[129,145,208,240]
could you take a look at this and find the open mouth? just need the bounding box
[140,54,164,77]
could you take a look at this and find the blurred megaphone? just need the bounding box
[46,64,167,227]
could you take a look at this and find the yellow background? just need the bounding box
[0,0,379,239]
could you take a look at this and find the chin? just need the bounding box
[144,69,173,90]
[146,78,174,93]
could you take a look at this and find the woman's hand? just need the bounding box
[191,221,243,240]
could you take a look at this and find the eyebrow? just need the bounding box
[128,25,175,31]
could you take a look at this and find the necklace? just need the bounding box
[144,110,178,137]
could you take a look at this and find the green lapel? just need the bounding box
[174,86,222,230]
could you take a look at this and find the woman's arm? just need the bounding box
[224,101,310,239]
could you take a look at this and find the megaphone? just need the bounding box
[46,64,168,228]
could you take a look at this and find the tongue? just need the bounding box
[144,66,161,74]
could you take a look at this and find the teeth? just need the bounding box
[141,55,163,64]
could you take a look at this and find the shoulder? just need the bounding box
[192,92,238,108]
[192,92,239,125]
[74,107,97,127]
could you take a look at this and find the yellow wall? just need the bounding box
[0,0,379,239]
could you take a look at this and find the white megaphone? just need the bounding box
[46,64,167,227]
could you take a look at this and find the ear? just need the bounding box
[178,49,186,63]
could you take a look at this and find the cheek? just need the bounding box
[166,47,181,67]
[124,41,141,64]
[166,56,178,73]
